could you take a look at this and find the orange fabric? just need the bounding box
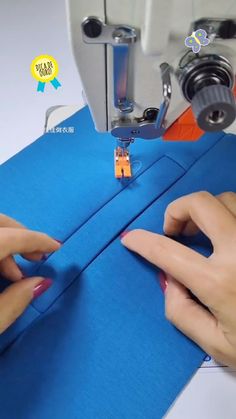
[163,107,204,141]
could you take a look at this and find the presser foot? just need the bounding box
[114,147,132,179]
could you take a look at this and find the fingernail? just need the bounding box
[33,278,53,299]
[54,239,63,244]
[120,230,130,240]
[17,265,25,279]
[159,271,168,293]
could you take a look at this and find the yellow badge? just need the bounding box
[31,55,61,92]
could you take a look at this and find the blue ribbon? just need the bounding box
[37,81,45,92]
[50,78,61,89]
[37,78,61,92]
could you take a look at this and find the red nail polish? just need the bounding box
[120,230,130,239]
[159,272,168,293]
[33,278,53,299]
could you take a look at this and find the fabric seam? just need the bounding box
[33,131,227,313]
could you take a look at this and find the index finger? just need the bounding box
[0,213,25,228]
[121,229,213,304]
[0,214,50,260]
[164,192,236,246]
[0,228,60,260]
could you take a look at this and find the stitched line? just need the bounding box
[55,156,165,242]
[33,131,228,313]
[28,132,227,312]
[0,132,228,353]
[29,154,164,275]
[163,154,186,170]
[34,159,187,312]
[165,132,226,171]
[36,132,226,269]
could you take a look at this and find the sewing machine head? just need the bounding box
[67,0,236,177]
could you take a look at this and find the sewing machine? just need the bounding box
[67,0,236,178]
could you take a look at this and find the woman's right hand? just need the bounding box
[121,192,236,367]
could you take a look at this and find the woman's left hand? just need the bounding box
[0,213,60,333]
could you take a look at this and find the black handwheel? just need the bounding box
[191,84,236,131]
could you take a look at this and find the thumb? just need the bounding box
[0,277,52,334]
[164,275,224,357]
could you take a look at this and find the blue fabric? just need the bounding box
[0,106,234,418]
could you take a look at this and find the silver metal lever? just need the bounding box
[113,27,136,112]
[82,17,137,113]
[111,62,172,140]
[155,63,172,131]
